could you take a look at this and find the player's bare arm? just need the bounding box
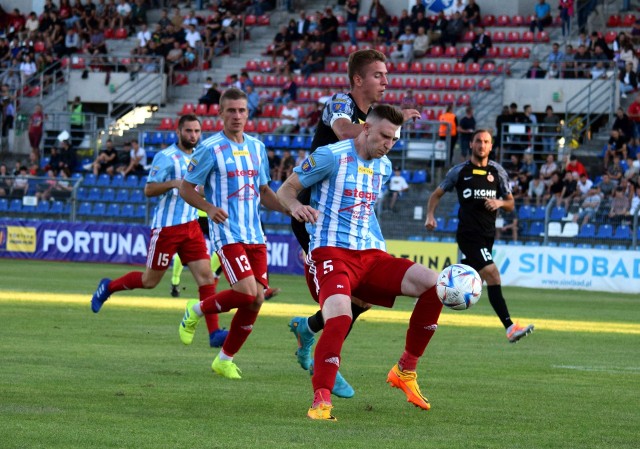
[143,179,181,198]
[332,117,364,140]
[401,108,421,122]
[178,179,229,223]
[485,193,515,212]
[425,187,446,230]
[259,184,288,215]
[277,173,319,224]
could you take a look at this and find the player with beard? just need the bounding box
[91,115,227,347]
[288,49,421,398]
[425,129,534,343]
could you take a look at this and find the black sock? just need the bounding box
[215,266,223,276]
[306,310,324,333]
[346,303,368,338]
[487,284,513,329]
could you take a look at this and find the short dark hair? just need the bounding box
[367,104,404,127]
[178,113,201,129]
[348,49,386,88]
[220,87,247,105]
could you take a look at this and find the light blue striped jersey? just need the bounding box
[185,131,270,251]
[294,139,392,252]
[147,143,199,229]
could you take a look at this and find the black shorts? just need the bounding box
[198,216,209,235]
[457,233,495,272]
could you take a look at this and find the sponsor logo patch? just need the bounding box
[301,156,316,172]
[187,158,198,172]
[472,169,487,175]
[358,166,373,176]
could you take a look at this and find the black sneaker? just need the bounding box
[170,284,180,298]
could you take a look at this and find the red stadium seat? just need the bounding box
[445,46,458,58]
[245,60,258,71]
[466,62,480,74]
[462,31,475,42]
[623,14,636,27]
[178,103,195,116]
[292,74,304,85]
[422,109,435,120]
[390,77,404,89]
[319,75,333,87]
[395,62,409,73]
[305,76,319,87]
[458,93,471,105]
[312,90,324,102]
[201,119,215,131]
[479,79,491,90]
[339,61,348,72]
[336,14,345,26]
[482,62,496,73]
[438,62,452,74]
[34,41,46,52]
[496,15,510,26]
[257,120,270,134]
[523,31,535,42]
[208,104,219,116]
[331,44,345,57]
[195,104,208,116]
[383,91,398,103]
[447,79,461,90]
[259,60,271,71]
[604,31,617,44]
[492,31,505,43]
[415,93,427,105]
[502,46,515,58]
[405,78,417,89]
[410,61,423,73]
[419,78,432,89]
[482,14,495,27]
[114,28,128,39]
[536,31,550,43]
[25,85,41,97]
[262,104,276,117]
[457,46,470,57]
[265,75,278,86]
[453,62,466,74]
[297,90,311,102]
[252,74,265,86]
[358,15,369,26]
[487,46,500,58]
[347,44,358,54]
[325,61,338,72]
[375,44,387,54]
[507,31,520,42]
[433,78,446,90]
[103,28,114,38]
[512,15,524,26]
[607,15,621,27]
[462,78,476,90]
[244,120,256,133]
[429,46,443,57]
[214,119,224,131]
[441,93,454,104]
[516,47,531,59]
[257,14,270,25]
[427,93,441,105]
[334,76,348,87]
[245,14,256,26]
[424,62,437,73]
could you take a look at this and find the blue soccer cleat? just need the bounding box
[91,278,112,313]
[310,360,355,399]
[289,316,314,370]
[209,328,229,348]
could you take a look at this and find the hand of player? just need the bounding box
[484,199,501,211]
[424,214,437,231]
[208,206,229,224]
[401,108,421,123]
[291,204,319,224]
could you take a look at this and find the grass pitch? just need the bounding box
[0,259,638,449]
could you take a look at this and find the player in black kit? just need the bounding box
[425,129,534,343]
[287,49,421,397]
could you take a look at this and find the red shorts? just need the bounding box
[217,243,269,288]
[308,247,415,307]
[147,220,209,270]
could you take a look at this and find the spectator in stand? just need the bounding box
[345,1,360,46]
[92,138,118,176]
[299,101,323,135]
[573,44,592,79]
[618,41,638,72]
[296,10,311,39]
[521,152,538,180]
[495,209,518,242]
[460,26,492,63]
[548,43,565,67]
[10,166,30,197]
[608,187,630,224]
[244,84,261,119]
[294,149,307,167]
[274,74,297,105]
[366,0,388,33]
[428,11,447,48]
[597,173,617,198]
[271,25,289,64]
[319,8,339,51]
[448,0,466,15]
[199,82,221,107]
[239,72,254,91]
[184,24,201,50]
[442,12,465,48]
[603,128,628,169]
[572,186,602,226]
[590,31,614,61]
[544,171,563,204]
[301,41,325,79]
[58,139,77,174]
[561,171,580,210]
[526,173,547,206]
[118,138,147,177]
[576,173,594,200]
[558,0,574,37]
[278,150,295,181]
[541,106,560,154]
[28,104,45,161]
[373,16,393,47]
[413,26,430,58]
[458,107,476,161]
[273,99,300,134]
[113,0,132,31]
[439,104,458,164]
[386,166,409,213]
[64,27,81,56]
[267,149,281,181]
[462,0,481,30]
[619,62,637,99]
[606,155,624,183]
[396,9,412,39]
[530,0,552,33]
[627,93,640,145]
[624,156,639,186]
[566,154,588,178]
[526,59,547,79]
[410,0,425,20]
[494,105,511,157]
[390,26,416,63]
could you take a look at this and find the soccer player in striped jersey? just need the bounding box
[91,115,228,347]
[278,105,444,421]
[288,49,421,398]
[177,88,288,379]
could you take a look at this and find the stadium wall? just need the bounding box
[67,72,167,104]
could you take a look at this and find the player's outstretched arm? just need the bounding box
[259,184,288,214]
[425,187,446,231]
[277,173,319,224]
[144,179,181,198]
[178,180,229,223]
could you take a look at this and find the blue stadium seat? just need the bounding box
[549,206,566,221]
[441,236,456,242]
[100,188,115,202]
[151,132,164,146]
[36,201,51,214]
[164,132,177,145]
[433,217,446,232]
[576,243,592,249]
[517,205,532,220]
[594,244,609,249]
[525,221,544,236]
[111,174,125,188]
[444,218,459,232]
[138,177,147,188]
[559,242,574,248]
[524,240,540,246]
[115,189,129,202]
[612,225,631,240]
[408,235,422,241]
[49,200,65,215]
[88,188,101,201]
[610,244,628,250]
[125,175,139,188]
[424,235,440,242]
[577,223,596,238]
[135,205,147,219]
[304,136,313,149]
[530,206,546,221]
[96,173,111,187]
[76,187,89,201]
[120,204,135,218]
[596,224,613,239]
[78,202,93,215]
[82,173,97,186]
[8,199,22,213]
[91,202,107,217]
[107,203,120,217]
[291,135,306,149]
[270,180,282,191]
[262,134,277,148]
[129,189,145,203]
[510,241,524,246]
[22,203,37,214]
[275,135,291,149]
[494,239,507,245]
[448,203,459,217]
[411,169,428,184]
[400,169,411,183]
[394,139,406,151]
[0,198,8,212]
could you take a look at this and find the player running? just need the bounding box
[426,129,534,343]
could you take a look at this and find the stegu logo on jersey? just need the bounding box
[227,168,259,178]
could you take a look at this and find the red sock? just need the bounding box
[199,284,220,333]
[311,315,352,392]
[313,389,332,407]
[221,306,259,356]
[108,272,144,293]
[402,286,443,370]
[200,289,255,314]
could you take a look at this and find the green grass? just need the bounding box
[0,259,638,449]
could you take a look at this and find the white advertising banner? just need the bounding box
[492,245,640,294]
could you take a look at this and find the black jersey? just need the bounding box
[439,160,512,238]
[292,92,370,251]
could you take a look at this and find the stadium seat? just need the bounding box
[7,199,22,213]
[410,61,423,73]
[125,175,139,188]
[462,79,477,90]
[493,31,506,43]
[390,77,404,89]
[429,46,443,57]
[433,217,446,232]
[530,206,546,221]
[501,46,515,58]
[433,78,446,90]
[442,93,455,104]
[496,14,510,26]
[424,62,437,73]
[114,27,128,39]
[596,224,613,239]
[577,223,596,238]
[536,31,550,43]
[623,14,637,26]
[612,225,631,240]
[453,62,466,74]
[522,31,534,42]
[115,189,129,202]
[194,103,208,116]
[462,31,475,42]
[439,62,452,74]
[548,221,562,237]
[444,218,459,232]
[445,46,458,58]
[257,14,270,25]
[78,201,92,216]
[415,92,427,105]
[419,78,432,89]
[516,47,531,59]
[408,235,422,241]
[478,79,491,90]
[511,14,524,26]
[607,14,621,27]
[101,188,115,202]
[405,78,418,89]
[164,131,177,145]
[87,187,101,201]
[561,222,579,237]
[107,203,120,218]
[517,205,532,220]
[383,92,398,103]
[129,189,145,203]
[447,79,461,90]
[82,174,97,187]
[427,93,440,105]
[395,62,409,73]
[411,169,428,184]
[549,206,566,221]
[158,117,175,130]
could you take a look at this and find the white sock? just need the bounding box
[193,302,203,317]
[219,350,233,361]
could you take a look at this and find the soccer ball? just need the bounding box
[436,264,482,310]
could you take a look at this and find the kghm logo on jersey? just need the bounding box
[301,155,316,172]
[187,158,198,172]
[358,166,373,176]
